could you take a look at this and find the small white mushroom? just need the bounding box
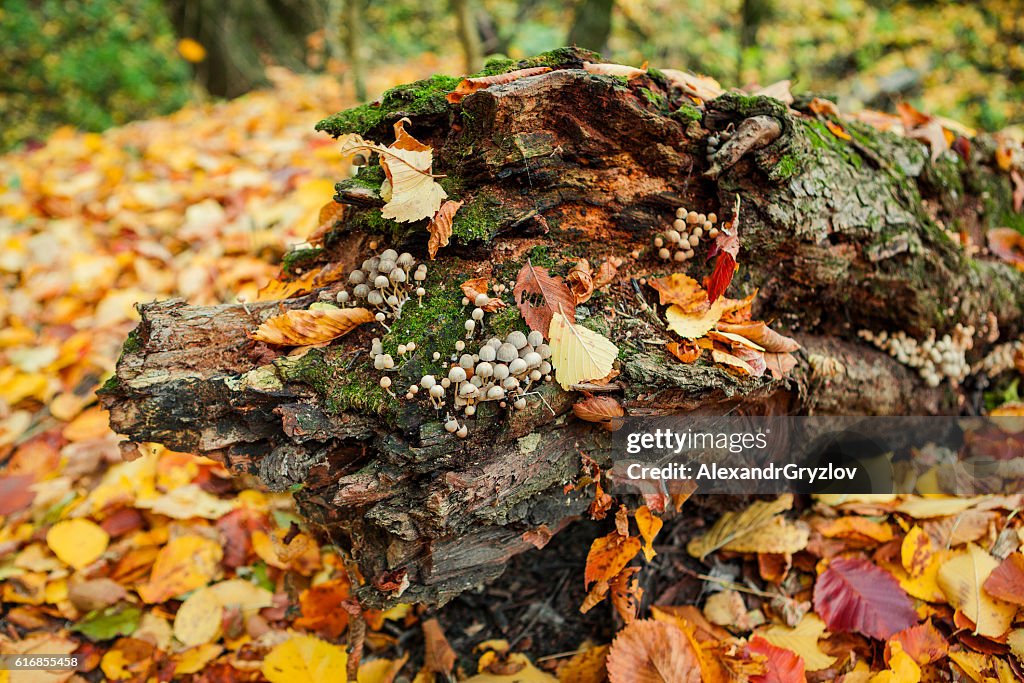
[497,343,518,363]
[486,385,505,400]
[522,351,542,369]
[478,345,497,362]
[459,354,475,369]
[448,366,467,383]
[456,424,468,438]
[527,330,544,347]
[429,384,445,399]
[507,331,528,349]
[502,376,520,391]
[420,375,436,389]
[445,418,459,433]
[535,344,551,359]
[514,397,527,410]
[471,307,484,321]
[374,275,390,289]
[475,362,494,379]
[508,357,528,375]
[492,363,510,381]
[474,293,490,307]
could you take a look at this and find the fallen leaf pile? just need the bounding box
[0,66,456,682]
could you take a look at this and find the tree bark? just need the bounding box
[100,47,1024,608]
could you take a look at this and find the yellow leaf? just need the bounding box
[721,515,810,555]
[177,38,206,63]
[137,535,223,604]
[376,120,447,223]
[46,519,109,570]
[894,549,952,603]
[134,483,236,520]
[896,495,985,518]
[252,305,375,346]
[666,298,728,339]
[548,311,618,389]
[758,614,837,672]
[465,653,558,682]
[427,200,462,259]
[687,494,794,560]
[1008,629,1024,665]
[870,642,920,683]
[358,655,409,683]
[175,644,224,675]
[648,273,709,311]
[948,650,990,682]
[262,635,349,683]
[901,526,932,577]
[174,587,223,647]
[937,543,1017,638]
[206,579,274,613]
[635,506,662,561]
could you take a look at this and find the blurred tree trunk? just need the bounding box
[166,0,322,98]
[567,0,615,54]
[451,0,483,74]
[344,0,367,101]
[738,0,774,85]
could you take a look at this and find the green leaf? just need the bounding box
[70,603,142,641]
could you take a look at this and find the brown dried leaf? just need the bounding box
[610,567,644,625]
[753,79,794,104]
[309,201,345,244]
[648,273,709,311]
[580,580,610,614]
[660,69,725,101]
[606,619,702,683]
[717,321,800,353]
[522,524,553,550]
[809,97,840,117]
[665,340,701,363]
[422,618,456,675]
[567,259,595,304]
[252,306,375,346]
[983,552,1024,605]
[460,277,507,311]
[764,352,798,379]
[585,531,641,588]
[711,348,756,375]
[573,396,625,431]
[593,260,619,288]
[635,506,662,561]
[427,199,463,259]
[514,261,575,335]
[988,228,1024,270]
[446,66,553,103]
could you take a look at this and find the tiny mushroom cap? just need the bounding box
[478,345,497,362]
[389,268,406,283]
[336,290,349,303]
[349,270,366,284]
[475,361,494,378]
[487,337,503,349]
[381,354,395,369]
[460,382,479,397]
[492,363,510,381]
[486,385,505,400]
[354,284,370,298]
[421,374,437,389]
[456,424,468,438]
[374,275,390,289]
[507,331,528,349]
[432,351,441,361]
[448,366,468,382]
[409,385,419,394]
[474,293,490,307]
[397,252,415,267]
[445,418,459,433]
[471,307,484,321]
[459,354,475,369]
[361,258,376,271]
[529,369,542,381]
[514,397,527,410]
[379,376,392,388]
[398,344,407,355]
[406,342,416,351]
[527,330,544,347]
[462,296,470,306]
[464,319,476,332]
[470,375,483,388]
[539,361,552,374]
[536,344,552,359]
[502,376,520,390]
[429,384,445,399]
[465,404,476,416]
[380,248,398,261]
[508,357,528,375]
[455,340,466,351]
[416,287,426,297]
[386,294,399,307]
[523,351,543,369]
[497,343,519,363]
[374,312,387,322]
[367,291,384,306]
[414,269,427,281]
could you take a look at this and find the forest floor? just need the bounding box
[3,62,1024,683]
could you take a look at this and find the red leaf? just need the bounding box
[0,475,35,515]
[887,621,947,666]
[983,552,1024,605]
[513,260,575,335]
[748,635,806,683]
[705,250,737,304]
[812,557,917,640]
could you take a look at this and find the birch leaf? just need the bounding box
[937,543,1017,638]
[548,311,618,389]
[758,614,837,672]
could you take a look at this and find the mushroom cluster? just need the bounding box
[859,323,975,387]
[411,329,553,437]
[653,207,720,262]
[973,340,1024,376]
[705,130,732,164]
[335,248,427,322]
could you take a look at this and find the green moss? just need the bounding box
[380,265,467,370]
[771,152,802,181]
[281,247,323,275]
[646,67,668,88]
[670,103,702,123]
[122,327,142,355]
[487,305,528,338]
[451,192,506,243]
[472,57,517,77]
[98,372,120,395]
[316,74,459,138]
[283,347,392,418]
[639,87,669,112]
[525,245,558,269]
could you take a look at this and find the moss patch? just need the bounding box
[283,347,392,418]
[639,87,669,112]
[316,74,460,139]
[451,191,506,243]
[380,264,467,370]
[281,247,324,275]
[670,103,702,123]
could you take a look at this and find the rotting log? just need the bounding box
[100,47,1024,607]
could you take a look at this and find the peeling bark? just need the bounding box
[100,47,1024,607]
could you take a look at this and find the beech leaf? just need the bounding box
[758,614,836,672]
[983,552,1024,605]
[513,261,575,335]
[812,556,917,640]
[748,635,806,683]
[606,619,702,683]
[648,273,709,311]
[252,305,375,346]
[427,199,462,259]
[716,321,800,353]
[634,506,663,561]
[446,66,552,103]
[937,543,1017,638]
[573,395,625,431]
[548,311,618,389]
